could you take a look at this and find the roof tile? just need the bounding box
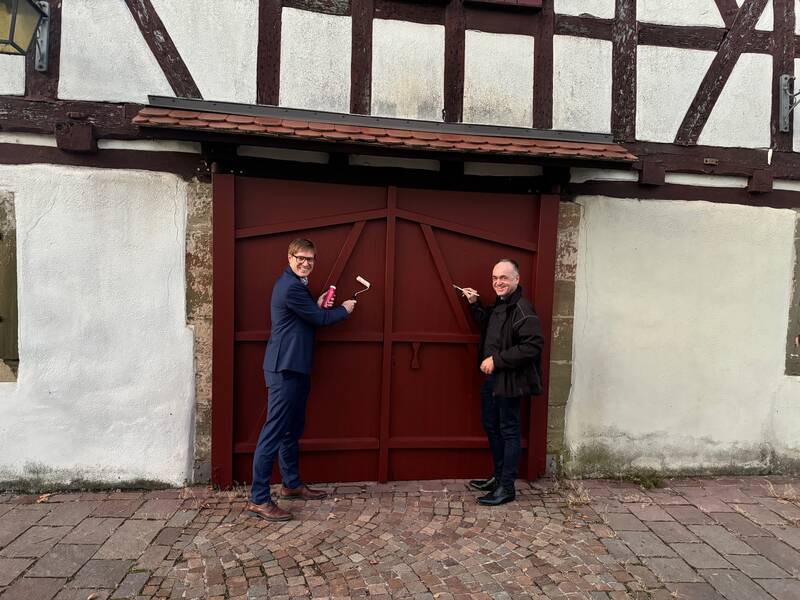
[226,115,256,124]
[197,112,228,122]
[282,120,309,130]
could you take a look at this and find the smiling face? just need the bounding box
[288,250,315,278]
[492,260,520,298]
[287,238,316,278]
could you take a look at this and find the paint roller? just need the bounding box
[352,275,371,299]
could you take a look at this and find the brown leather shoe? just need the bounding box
[280,484,328,501]
[245,501,291,522]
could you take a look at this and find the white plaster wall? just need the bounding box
[797,0,800,34]
[552,36,612,134]
[793,58,800,152]
[566,196,800,470]
[371,19,445,121]
[698,53,772,148]
[463,30,534,128]
[279,7,352,113]
[59,0,173,103]
[637,0,725,27]
[0,55,25,96]
[0,165,194,485]
[636,46,715,144]
[151,0,258,104]
[554,0,614,18]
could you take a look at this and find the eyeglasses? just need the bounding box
[291,254,316,264]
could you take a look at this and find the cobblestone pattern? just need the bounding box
[1,477,800,599]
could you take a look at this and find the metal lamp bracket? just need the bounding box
[780,74,800,132]
[34,1,49,72]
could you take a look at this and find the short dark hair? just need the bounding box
[288,238,315,256]
[496,258,520,276]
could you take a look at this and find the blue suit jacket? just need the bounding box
[262,267,349,374]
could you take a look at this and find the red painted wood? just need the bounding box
[379,188,397,482]
[530,194,559,477]
[211,174,236,488]
[224,176,548,484]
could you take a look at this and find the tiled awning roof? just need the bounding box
[133,106,636,164]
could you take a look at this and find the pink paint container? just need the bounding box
[322,285,336,308]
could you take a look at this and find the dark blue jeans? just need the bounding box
[251,370,310,505]
[480,375,521,491]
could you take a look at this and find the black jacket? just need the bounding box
[470,286,544,398]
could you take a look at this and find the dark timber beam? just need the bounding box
[532,0,554,128]
[675,0,769,145]
[350,0,374,114]
[714,0,740,28]
[25,0,61,100]
[444,0,466,123]
[612,0,637,142]
[772,0,796,151]
[0,97,141,138]
[123,0,202,99]
[257,0,282,105]
[283,0,350,15]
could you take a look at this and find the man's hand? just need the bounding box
[318,291,335,308]
[461,287,480,304]
[342,299,357,314]
[479,356,494,374]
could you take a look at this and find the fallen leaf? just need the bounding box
[87,593,100,600]
[36,494,52,504]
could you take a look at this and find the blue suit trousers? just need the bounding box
[251,370,310,504]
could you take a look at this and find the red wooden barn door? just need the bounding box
[212,173,556,486]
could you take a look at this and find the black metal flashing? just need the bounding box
[148,95,614,145]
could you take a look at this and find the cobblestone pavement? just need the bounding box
[2,477,800,599]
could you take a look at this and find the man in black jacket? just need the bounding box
[460,259,544,506]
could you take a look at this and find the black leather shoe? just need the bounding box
[477,486,515,506]
[468,476,498,492]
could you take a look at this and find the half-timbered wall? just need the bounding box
[1,0,800,482]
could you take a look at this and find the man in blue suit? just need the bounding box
[247,238,356,522]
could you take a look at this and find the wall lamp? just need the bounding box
[0,0,49,72]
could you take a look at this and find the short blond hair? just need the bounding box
[288,238,315,256]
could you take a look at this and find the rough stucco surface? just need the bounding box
[566,196,800,473]
[280,7,352,113]
[463,31,533,127]
[151,0,258,104]
[371,19,445,121]
[555,0,614,18]
[0,55,25,96]
[637,0,725,27]
[0,165,194,485]
[636,46,715,144]
[698,53,772,149]
[552,36,612,134]
[59,0,173,103]
[186,180,213,483]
